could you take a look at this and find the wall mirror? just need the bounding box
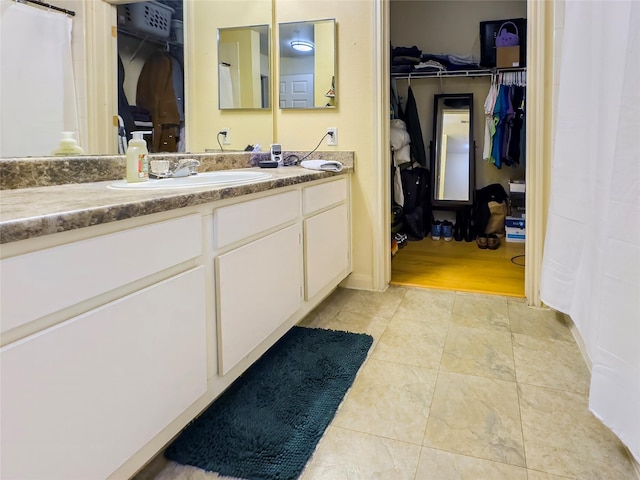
[218,25,270,110]
[431,93,474,207]
[278,19,336,109]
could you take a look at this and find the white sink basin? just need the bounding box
[108,170,272,190]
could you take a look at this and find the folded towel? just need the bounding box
[300,160,344,172]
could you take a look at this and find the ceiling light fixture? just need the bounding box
[291,40,314,52]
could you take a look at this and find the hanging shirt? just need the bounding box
[491,85,510,169]
[483,80,498,163]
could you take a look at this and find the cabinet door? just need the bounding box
[305,203,349,300]
[0,267,207,480]
[216,224,302,374]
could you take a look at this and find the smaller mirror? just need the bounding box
[431,93,475,207]
[218,25,270,110]
[278,19,336,109]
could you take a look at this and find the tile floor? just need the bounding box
[139,286,638,480]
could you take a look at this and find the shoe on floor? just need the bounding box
[431,221,442,240]
[442,221,454,241]
[477,233,488,249]
[487,234,501,250]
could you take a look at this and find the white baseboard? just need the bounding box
[340,273,374,291]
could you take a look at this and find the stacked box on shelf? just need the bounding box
[509,181,526,217]
[505,216,526,243]
[507,181,525,242]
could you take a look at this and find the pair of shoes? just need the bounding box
[393,232,408,248]
[487,234,501,250]
[477,233,488,249]
[442,220,454,241]
[431,221,442,240]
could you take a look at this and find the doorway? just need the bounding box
[387,0,529,297]
[116,0,185,153]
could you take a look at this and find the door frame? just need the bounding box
[376,0,554,306]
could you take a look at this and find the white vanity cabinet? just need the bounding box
[303,178,350,300]
[0,214,207,480]
[0,174,351,479]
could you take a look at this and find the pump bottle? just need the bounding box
[126,132,149,183]
[51,131,85,156]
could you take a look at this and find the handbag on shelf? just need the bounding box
[495,21,520,47]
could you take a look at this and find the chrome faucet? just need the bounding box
[170,159,200,178]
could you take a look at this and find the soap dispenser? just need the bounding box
[126,131,149,183]
[51,131,85,156]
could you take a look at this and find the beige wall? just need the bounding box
[274,0,379,288]
[188,0,273,152]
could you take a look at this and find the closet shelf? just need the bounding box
[118,28,181,49]
[392,67,526,80]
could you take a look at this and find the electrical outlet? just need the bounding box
[327,127,338,146]
[220,128,231,145]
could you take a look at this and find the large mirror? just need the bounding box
[218,25,270,110]
[431,93,475,207]
[0,0,275,158]
[278,19,336,109]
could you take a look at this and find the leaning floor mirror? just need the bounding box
[431,93,475,208]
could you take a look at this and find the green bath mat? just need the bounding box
[164,326,373,480]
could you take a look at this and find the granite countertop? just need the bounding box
[0,152,353,245]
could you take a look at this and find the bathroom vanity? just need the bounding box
[0,155,352,479]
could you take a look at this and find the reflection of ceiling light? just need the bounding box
[291,40,314,52]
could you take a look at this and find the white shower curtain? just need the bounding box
[0,0,76,157]
[218,63,234,109]
[541,0,639,462]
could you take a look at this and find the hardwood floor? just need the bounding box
[391,236,526,297]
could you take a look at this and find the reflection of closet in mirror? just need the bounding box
[278,19,336,109]
[217,25,270,110]
[117,0,185,153]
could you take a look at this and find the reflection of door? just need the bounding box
[279,74,313,108]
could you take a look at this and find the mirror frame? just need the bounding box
[217,24,271,111]
[278,19,337,109]
[430,93,475,208]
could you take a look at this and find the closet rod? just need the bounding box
[392,67,526,81]
[15,0,75,16]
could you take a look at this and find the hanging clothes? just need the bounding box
[491,84,510,169]
[483,76,499,163]
[486,73,527,169]
[117,55,136,146]
[136,52,181,153]
[505,85,525,165]
[403,86,428,167]
[500,85,516,165]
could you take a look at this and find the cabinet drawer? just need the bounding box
[1,214,202,334]
[0,267,207,480]
[303,178,348,215]
[213,190,299,249]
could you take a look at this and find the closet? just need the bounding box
[117,0,185,153]
[389,0,527,297]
